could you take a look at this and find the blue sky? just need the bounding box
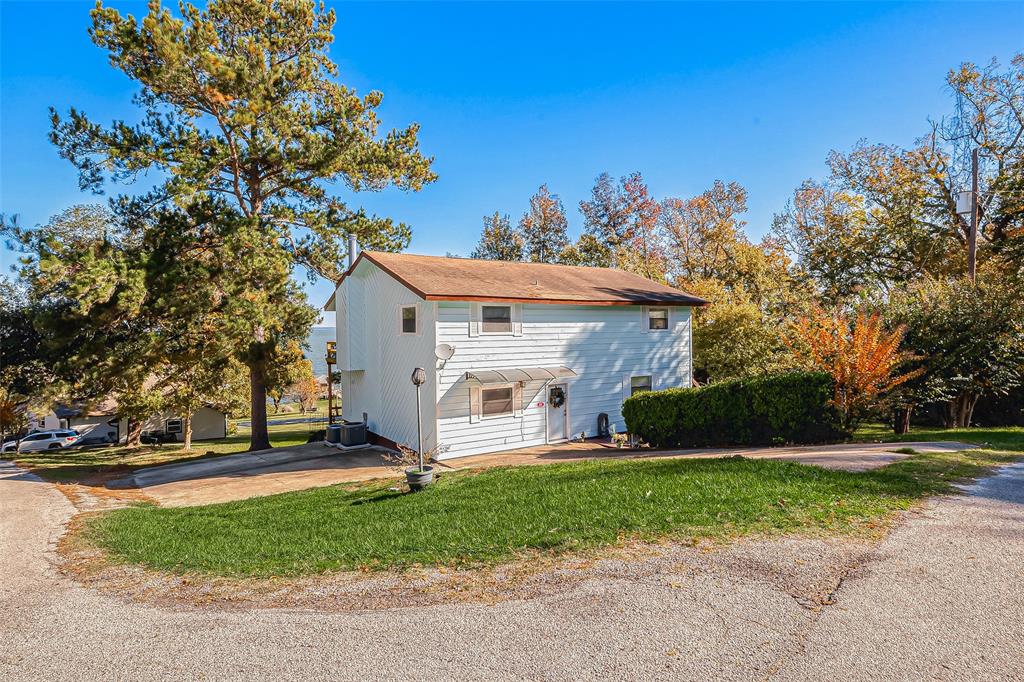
[2,1,1022,326]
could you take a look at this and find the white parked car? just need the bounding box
[1,430,80,453]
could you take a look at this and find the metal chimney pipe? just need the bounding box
[347,234,358,270]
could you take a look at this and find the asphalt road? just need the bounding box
[1,459,1022,681]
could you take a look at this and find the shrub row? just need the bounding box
[622,371,849,448]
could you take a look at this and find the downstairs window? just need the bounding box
[631,375,653,396]
[481,386,514,417]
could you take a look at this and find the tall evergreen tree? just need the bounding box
[518,184,569,263]
[49,0,436,450]
[470,212,524,261]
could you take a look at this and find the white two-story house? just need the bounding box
[325,250,708,461]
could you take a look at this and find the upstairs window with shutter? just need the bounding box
[481,305,512,333]
[469,303,522,336]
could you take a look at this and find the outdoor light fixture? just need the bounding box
[411,367,426,471]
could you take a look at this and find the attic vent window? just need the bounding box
[481,305,512,333]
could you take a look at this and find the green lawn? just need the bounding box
[854,423,1024,451]
[13,423,315,483]
[88,442,1021,578]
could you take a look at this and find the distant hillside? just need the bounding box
[306,327,336,376]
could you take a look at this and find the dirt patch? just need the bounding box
[54,480,152,512]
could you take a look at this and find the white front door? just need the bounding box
[547,384,568,442]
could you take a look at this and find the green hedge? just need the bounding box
[622,371,849,448]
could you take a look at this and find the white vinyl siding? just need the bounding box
[333,261,436,451]
[436,302,692,459]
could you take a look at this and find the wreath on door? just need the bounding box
[549,386,566,408]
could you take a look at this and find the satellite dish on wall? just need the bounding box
[434,343,456,361]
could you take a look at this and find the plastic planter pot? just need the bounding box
[405,465,435,491]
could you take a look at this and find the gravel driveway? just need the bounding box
[2,459,1022,681]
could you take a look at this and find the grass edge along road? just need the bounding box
[86,439,1021,578]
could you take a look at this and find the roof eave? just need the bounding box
[421,294,710,306]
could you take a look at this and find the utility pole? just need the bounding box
[968,147,979,283]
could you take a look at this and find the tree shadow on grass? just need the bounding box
[349,489,407,506]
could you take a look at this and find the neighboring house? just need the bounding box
[314,374,340,399]
[55,402,227,443]
[326,250,708,460]
[141,407,227,441]
[55,401,124,442]
[27,409,61,432]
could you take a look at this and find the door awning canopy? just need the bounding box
[465,366,577,384]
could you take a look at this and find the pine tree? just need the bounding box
[470,212,524,261]
[49,1,436,450]
[518,184,569,263]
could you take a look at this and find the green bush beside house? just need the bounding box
[623,371,849,448]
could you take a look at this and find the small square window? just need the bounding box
[648,308,668,330]
[631,375,653,396]
[401,305,417,334]
[481,387,514,417]
[482,305,512,333]
[165,418,183,434]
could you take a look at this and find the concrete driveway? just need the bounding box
[107,443,396,507]
[108,439,975,507]
[1,458,1021,680]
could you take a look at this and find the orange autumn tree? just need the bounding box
[786,310,923,429]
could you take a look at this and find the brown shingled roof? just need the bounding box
[339,251,709,306]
